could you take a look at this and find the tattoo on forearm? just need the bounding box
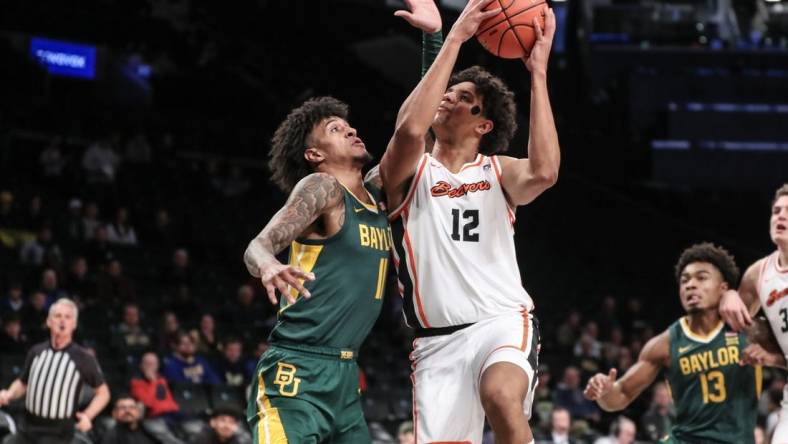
[260,173,343,255]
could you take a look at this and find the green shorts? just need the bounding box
[246,343,371,444]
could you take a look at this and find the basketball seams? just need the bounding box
[477,0,545,58]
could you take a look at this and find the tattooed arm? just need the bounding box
[244,173,344,305]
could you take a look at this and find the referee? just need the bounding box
[0,298,110,443]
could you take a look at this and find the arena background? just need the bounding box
[0,0,786,442]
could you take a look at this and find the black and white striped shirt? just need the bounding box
[20,341,104,430]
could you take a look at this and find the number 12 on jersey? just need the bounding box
[451,209,479,242]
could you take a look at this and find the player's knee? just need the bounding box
[480,385,523,419]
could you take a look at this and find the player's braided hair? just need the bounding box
[674,242,740,288]
[448,66,517,155]
[773,183,788,206]
[269,97,349,193]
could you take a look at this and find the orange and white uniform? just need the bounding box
[758,251,788,442]
[390,153,540,444]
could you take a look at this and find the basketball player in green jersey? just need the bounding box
[584,243,760,444]
[242,2,441,443]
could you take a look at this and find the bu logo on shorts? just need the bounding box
[274,362,302,397]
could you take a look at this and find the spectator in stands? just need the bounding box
[82,136,121,183]
[216,337,248,387]
[536,407,576,444]
[0,281,25,316]
[99,395,157,444]
[221,284,267,343]
[22,291,48,342]
[192,406,249,444]
[148,208,177,251]
[616,347,634,374]
[532,364,554,430]
[39,136,65,179]
[245,340,269,377]
[574,321,601,359]
[158,311,181,353]
[556,310,582,352]
[192,313,220,357]
[106,207,138,246]
[0,314,29,355]
[623,297,649,338]
[125,131,152,164]
[162,331,221,385]
[112,303,153,357]
[96,258,136,308]
[575,333,602,382]
[397,420,415,444]
[19,228,62,267]
[592,416,636,444]
[130,352,180,418]
[59,198,85,246]
[39,268,66,305]
[554,366,599,424]
[597,295,619,339]
[63,256,95,307]
[640,381,675,442]
[82,202,101,241]
[0,190,17,228]
[162,248,193,290]
[165,284,197,326]
[84,225,115,266]
[21,196,46,231]
[0,298,110,443]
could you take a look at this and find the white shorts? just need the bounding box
[772,385,788,444]
[410,310,540,444]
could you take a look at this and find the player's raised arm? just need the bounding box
[584,330,669,412]
[244,173,343,305]
[497,8,560,207]
[381,0,500,202]
[720,259,763,331]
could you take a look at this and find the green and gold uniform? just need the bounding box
[660,317,761,444]
[247,186,391,444]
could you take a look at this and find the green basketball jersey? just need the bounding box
[665,316,760,444]
[269,185,390,351]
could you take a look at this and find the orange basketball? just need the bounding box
[476,0,548,59]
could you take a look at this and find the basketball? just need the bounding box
[476,0,548,59]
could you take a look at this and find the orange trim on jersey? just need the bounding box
[411,339,419,443]
[458,154,483,172]
[491,155,516,226]
[759,256,770,294]
[520,308,529,351]
[403,219,431,328]
[389,155,429,221]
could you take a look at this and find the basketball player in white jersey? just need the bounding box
[379,0,559,443]
[720,184,788,442]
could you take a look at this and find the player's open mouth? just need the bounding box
[777,223,787,232]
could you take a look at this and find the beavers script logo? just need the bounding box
[766,287,788,307]
[431,180,491,198]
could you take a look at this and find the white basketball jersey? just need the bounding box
[389,153,534,329]
[758,251,788,357]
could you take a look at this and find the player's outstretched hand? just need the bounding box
[0,389,11,406]
[75,412,93,432]
[260,262,315,306]
[584,368,617,401]
[740,343,785,368]
[720,289,752,331]
[395,0,442,34]
[448,0,501,43]
[524,7,555,75]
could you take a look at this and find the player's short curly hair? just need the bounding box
[773,183,788,206]
[268,97,349,193]
[674,242,740,288]
[448,66,517,155]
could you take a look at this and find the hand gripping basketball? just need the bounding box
[449,0,503,43]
